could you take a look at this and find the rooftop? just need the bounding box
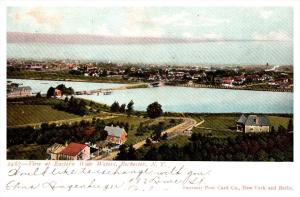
[60,142,87,156]
[104,125,127,137]
[237,114,269,126]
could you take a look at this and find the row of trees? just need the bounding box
[110,100,134,116]
[54,96,88,116]
[47,84,74,98]
[110,100,164,119]
[116,131,293,161]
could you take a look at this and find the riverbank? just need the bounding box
[7,71,141,84]
[8,71,293,92]
[166,82,293,92]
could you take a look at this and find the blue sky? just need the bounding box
[7,7,293,41]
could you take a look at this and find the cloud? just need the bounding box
[199,16,230,27]
[96,24,113,36]
[256,8,274,19]
[9,8,63,32]
[203,32,224,40]
[152,12,190,26]
[182,32,193,38]
[26,8,62,26]
[252,31,291,41]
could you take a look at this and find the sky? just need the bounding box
[7,7,293,41]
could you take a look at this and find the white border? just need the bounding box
[1,1,299,197]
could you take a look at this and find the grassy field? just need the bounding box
[199,115,237,130]
[7,105,79,126]
[267,115,291,130]
[158,136,190,147]
[7,144,48,160]
[192,127,238,138]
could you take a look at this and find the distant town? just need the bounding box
[7,59,293,92]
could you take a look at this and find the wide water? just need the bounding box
[7,41,293,65]
[8,79,293,113]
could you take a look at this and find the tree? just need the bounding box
[120,104,126,113]
[41,122,49,130]
[64,97,69,103]
[46,87,55,98]
[99,130,108,141]
[161,133,168,140]
[124,123,129,134]
[126,100,134,116]
[271,126,275,132]
[55,84,74,96]
[95,120,106,132]
[127,145,137,160]
[117,144,128,160]
[278,125,287,133]
[146,102,163,118]
[145,138,152,146]
[288,118,293,132]
[110,101,120,112]
[36,92,42,98]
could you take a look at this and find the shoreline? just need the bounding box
[167,83,293,93]
[8,76,293,93]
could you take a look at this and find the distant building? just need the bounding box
[7,86,32,98]
[104,125,127,145]
[222,77,234,87]
[236,114,270,133]
[58,142,90,160]
[54,89,62,97]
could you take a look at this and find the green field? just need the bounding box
[7,144,48,160]
[199,115,237,130]
[159,135,190,147]
[7,105,79,126]
[267,115,291,130]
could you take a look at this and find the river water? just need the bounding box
[9,79,293,113]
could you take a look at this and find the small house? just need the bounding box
[7,86,32,98]
[236,114,270,133]
[104,125,127,145]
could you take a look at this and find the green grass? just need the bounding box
[193,127,237,138]
[7,144,48,160]
[159,136,190,147]
[200,115,237,130]
[267,116,291,130]
[7,105,79,126]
